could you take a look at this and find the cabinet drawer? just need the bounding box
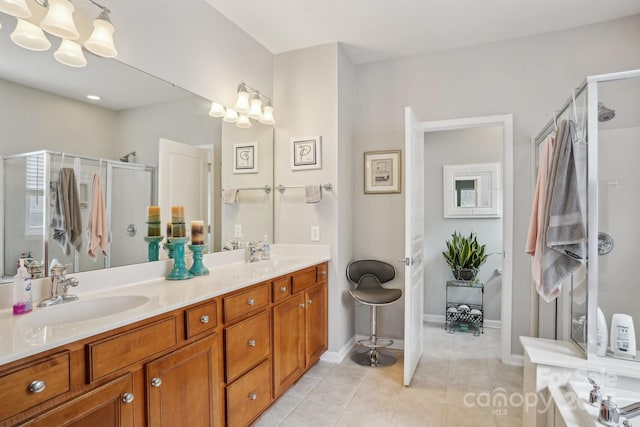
[87,317,177,382]
[316,262,328,283]
[0,352,70,421]
[224,311,270,382]
[291,266,317,294]
[223,284,269,323]
[271,276,291,303]
[226,359,271,427]
[185,300,217,339]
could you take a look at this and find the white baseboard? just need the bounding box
[320,336,355,364]
[505,354,524,366]
[423,314,502,329]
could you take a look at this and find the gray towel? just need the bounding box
[304,185,322,203]
[540,120,586,302]
[51,168,83,255]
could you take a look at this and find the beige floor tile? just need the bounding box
[335,408,392,427]
[279,399,343,427]
[283,375,321,399]
[305,378,358,407]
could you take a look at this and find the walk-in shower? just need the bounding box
[598,102,616,122]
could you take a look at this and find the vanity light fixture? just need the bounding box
[209,82,276,127]
[0,0,118,67]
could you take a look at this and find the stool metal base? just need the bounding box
[350,349,397,367]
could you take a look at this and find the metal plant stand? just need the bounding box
[445,280,484,336]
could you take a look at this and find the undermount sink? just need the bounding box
[249,258,298,273]
[17,295,150,327]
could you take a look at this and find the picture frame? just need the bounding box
[364,150,401,194]
[291,136,322,170]
[233,142,258,174]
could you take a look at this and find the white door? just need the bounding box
[403,107,425,386]
[158,139,209,239]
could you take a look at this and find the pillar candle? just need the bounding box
[191,220,205,245]
[147,222,161,237]
[147,206,160,223]
[166,220,172,238]
[171,205,185,223]
[172,222,186,238]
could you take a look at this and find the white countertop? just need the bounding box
[0,244,330,367]
[521,336,640,380]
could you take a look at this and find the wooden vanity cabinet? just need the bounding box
[272,263,328,398]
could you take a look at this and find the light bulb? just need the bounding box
[54,39,87,67]
[208,102,226,118]
[0,0,31,19]
[84,10,117,58]
[223,108,238,123]
[234,86,250,113]
[11,19,51,51]
[248,97,263,120]
[259,105,275,126]
[40,0,79,40]
[236,114,252,128]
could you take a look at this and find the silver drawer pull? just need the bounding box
[247,298,255,306]
[280,286,287,293]
[300,303,305,308]
[321,270,327,276]
[122,393,134,404]
[248,339,256,347]
[248,392,257,400]
[29,380,46,394]
[151,377,162,387]
[308,299,312,305]
[200,315,209,324]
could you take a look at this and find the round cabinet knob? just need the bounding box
[200,315,209,324]
[122,393,134,404]
[248,339,256,348]
[321,270,327,276]
[299,303,305,308]
[29,380,46,394]
[151,377,162,387]
[247,298,255,306]
[248,392,257,400]
[280,286,287,293]
[307,299,312,305]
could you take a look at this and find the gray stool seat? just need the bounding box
[347,260,402,367]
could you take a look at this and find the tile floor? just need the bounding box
[253,323,523,427]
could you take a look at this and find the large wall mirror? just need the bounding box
[0,12,273,277]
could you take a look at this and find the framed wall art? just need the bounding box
[233,142,258,174]
[291,136,321,170]
[364,150,401,194]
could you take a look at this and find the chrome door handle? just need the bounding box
[248,339,256,347]
[280,286,287,292]
[29,380,46,393]
[122,393,134,404]
[248,392,257,400]
[200,315,209,324]
[151,377,162,387]
[247,298,255,306]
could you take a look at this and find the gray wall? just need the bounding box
[423,126,503,322]
[353,14,640,355]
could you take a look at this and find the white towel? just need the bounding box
[87,172,109,259]
[223,188,239,204]
[304,185,322,203]
[540,120,587,302]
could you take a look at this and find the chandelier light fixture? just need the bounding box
[0,0,118,68]
[209,82,276,128]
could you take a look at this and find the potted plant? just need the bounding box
[442,231,488,281]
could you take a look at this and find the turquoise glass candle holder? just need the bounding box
[163,241,175,259]
[167,237,193,280]
[188,244,209,276]
[144,235,164,262]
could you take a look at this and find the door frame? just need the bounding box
[420,114,514,364]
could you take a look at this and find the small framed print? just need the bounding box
[291,136,321,170]
[233,142,258,174]
[364,150,401,194]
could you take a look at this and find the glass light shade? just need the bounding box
[0,0,31,19]
[235,114,252,128]
[40,0,79,40]
[11,19,51,51]
[222,108,238,123]
[54,39,87,67]
[248,98,263,120]
[84,14,117,58]
[208,102,226,118]
[234,89,250,113]
[259,105,275,125]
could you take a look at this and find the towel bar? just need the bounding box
[276,183,333,193]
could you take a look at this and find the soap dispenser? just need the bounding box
[13,259,33,315]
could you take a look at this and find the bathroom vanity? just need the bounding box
[0,248,329,426]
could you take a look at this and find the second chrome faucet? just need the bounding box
[38,262,79,307]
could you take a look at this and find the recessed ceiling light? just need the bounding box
[86,94,101,101]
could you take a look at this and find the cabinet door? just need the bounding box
[147,334,221,427]
[272,293,305,398]
[22,374,134,427]
[305,283,328,367]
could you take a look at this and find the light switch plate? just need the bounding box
[234,224,242,238]
[311,226,320,241]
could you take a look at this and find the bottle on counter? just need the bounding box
[13,258,32,315]
[262,234,271,260]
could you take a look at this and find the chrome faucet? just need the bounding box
[599,395,640,426]
[246,242,262,263]
[38,263,79,307]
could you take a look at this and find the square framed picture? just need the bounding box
[291,136,322,170]
[364,150,401,194]
[233,142,258,174]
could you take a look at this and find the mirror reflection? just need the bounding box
[0,12,273,277]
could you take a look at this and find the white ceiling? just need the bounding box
[205,0,640,64]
